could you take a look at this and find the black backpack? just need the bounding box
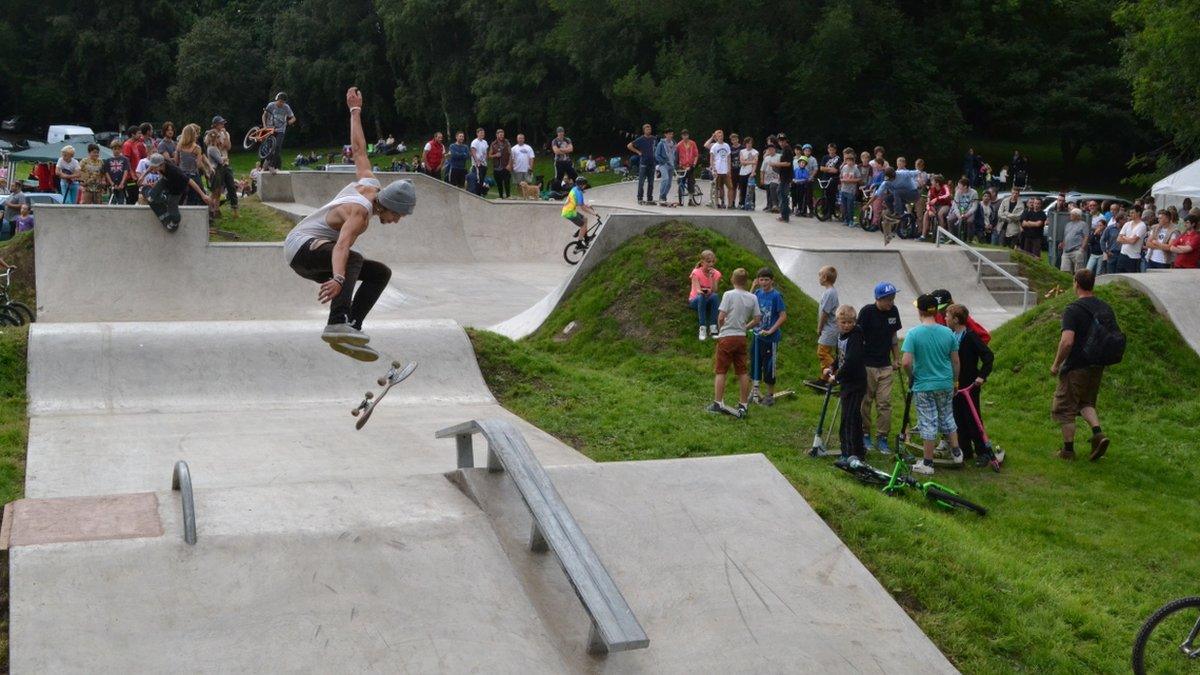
[1080,303,1125,366]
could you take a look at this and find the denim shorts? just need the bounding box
[914,390,956,440]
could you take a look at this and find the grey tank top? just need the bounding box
[283,182,375,263]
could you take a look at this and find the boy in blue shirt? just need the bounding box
[750,268,788,406]
[901,293,962,474]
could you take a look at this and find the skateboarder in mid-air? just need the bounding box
[283,87,417,361]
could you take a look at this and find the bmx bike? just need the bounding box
[834,452,988,515]
[242,126,280,162]
[563,216,604,265]
[0,266,34,326]
[1132,596,1200,674]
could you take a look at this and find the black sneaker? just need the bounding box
[735,403,748,419]
[973,452,993,468]
[705,402,724,415]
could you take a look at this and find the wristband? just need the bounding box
[332,274,345,285]
[349,107,361,113]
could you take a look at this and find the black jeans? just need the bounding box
[216,164,238,208]
[839,388,866,458]
[267,132,285,170]
[448,167,467,189]
[554,160,577,185]
[125,183,140,205]
[952,386,986,457]
[289,240,392,328]
[778,179,792,221]
[735,174,750,207]
[494,168,511,198]
[473,165,488,196]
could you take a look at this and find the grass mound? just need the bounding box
[0,233,35,307]
[471,223,1200,671]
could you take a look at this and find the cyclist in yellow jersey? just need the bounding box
[561,177,599,240]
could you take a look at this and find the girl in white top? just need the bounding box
[283,87,417,360]
[56,146,81,204]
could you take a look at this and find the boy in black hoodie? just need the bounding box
[825,305,867,459]
[945,304,995,466]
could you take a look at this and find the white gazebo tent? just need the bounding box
[1152,158,1200,211]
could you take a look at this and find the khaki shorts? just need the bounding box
[714,336,748,376]
[1051,366,1104,423]
[817,344,836,374]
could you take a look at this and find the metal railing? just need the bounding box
[436,418,649,655]
[936,226,1031,311]
[171,461,196,545]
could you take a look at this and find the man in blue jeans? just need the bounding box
[626,123,657,204]
[655,129,676,205]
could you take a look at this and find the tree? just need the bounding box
[168,15,269,134]
[1116,0,1200,155]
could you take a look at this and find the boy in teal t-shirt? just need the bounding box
[750,268,787,405]
[901,294,962,474]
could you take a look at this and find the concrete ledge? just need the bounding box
[1101,270,1200,356]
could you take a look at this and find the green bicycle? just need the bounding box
[835,453,988,516]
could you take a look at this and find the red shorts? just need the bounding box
[714,336,748,375]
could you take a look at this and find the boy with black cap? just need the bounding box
[284,87,416,361]
[749,267,787,405]
[901,293,963,475]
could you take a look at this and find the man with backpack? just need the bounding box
[1050,269,1123,461]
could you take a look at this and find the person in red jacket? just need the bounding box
[922,174,952,240]
[421,132,445,179]
[675,129,699,206]
[1170,213,1200,268]
[926,288,991,344]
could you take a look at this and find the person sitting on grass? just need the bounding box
[560,176,597,241]
[688,250,722,341]
[902,293,963,475]
[945,303,996,467]
[809,265,839,389]
[749,267,787,405]
[707,268,761,419]
[826,305,867,461]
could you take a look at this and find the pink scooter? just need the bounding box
[956,382,1004,472]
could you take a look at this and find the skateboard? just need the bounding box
[330,340,381,362]
[351,360,419,429]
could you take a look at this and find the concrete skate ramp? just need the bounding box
[901,249,1011,330]
[24,320,587,498]
[1102,270,1200,356]
[494,214,776,339]
[9,455,954,673]
[772,247,921,331]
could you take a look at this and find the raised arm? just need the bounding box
[346,87,374,181]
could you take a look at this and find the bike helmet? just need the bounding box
[274,92,288,102]
[802,143,813,150]
[575,177,590,188]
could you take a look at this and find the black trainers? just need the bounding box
[735,403,748,419]
[705,402,724,415]
[973,452,993,468]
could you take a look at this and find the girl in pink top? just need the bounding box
[688,249,723,341]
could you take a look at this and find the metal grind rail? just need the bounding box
[436,418,649,655]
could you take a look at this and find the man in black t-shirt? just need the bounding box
[773,134,795,222]
[1020,197,1047,257]
[1050,269,1113,461]
[857,281,903,452]
[818,143,842,218]
[144,153,214,231]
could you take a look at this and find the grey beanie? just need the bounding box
[377,179,416,216]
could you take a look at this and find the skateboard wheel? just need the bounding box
[365,392,374,399]
[391,361,401,368]
[377,377,388,387]
[351,409,360,417]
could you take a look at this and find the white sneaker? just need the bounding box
[698,326,708,341]
[709,324,718,336]
[911,460,935,476]
[322,322,370,346]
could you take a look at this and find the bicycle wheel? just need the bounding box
[925,487,987,515]
[816,194,831,221]
[0,307,20,326]
[563,240,586,265]
[1132,596,1200,675]
[242,127,261,150]
[6,301,34,324]
[258,135,277,161]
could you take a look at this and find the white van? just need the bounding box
[47,125,95,144]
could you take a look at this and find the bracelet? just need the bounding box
[349,107,361,113]
[332,274,345,285]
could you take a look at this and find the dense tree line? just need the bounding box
[0,0,1188,170]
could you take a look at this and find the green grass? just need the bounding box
[211,195,294,242]
[469,222,1200,672]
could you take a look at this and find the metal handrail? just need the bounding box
[935,226,1031,311]
[436,419,649,655]
[171,461,196,545]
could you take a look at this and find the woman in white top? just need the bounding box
[56,146,81,204]
[737,137,759,210]
[284,87,417,361]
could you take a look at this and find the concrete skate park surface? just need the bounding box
[10,172,960,671]
[1101,270,1200,356]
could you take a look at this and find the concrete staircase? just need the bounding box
[976,249,1032,309]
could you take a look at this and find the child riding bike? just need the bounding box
[562,177,599,240]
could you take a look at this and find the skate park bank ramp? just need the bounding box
[11,316,955,671]
[1101,269,1200,356]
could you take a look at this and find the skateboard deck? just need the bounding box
[352,360,419,429]
[330,340,380,362]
